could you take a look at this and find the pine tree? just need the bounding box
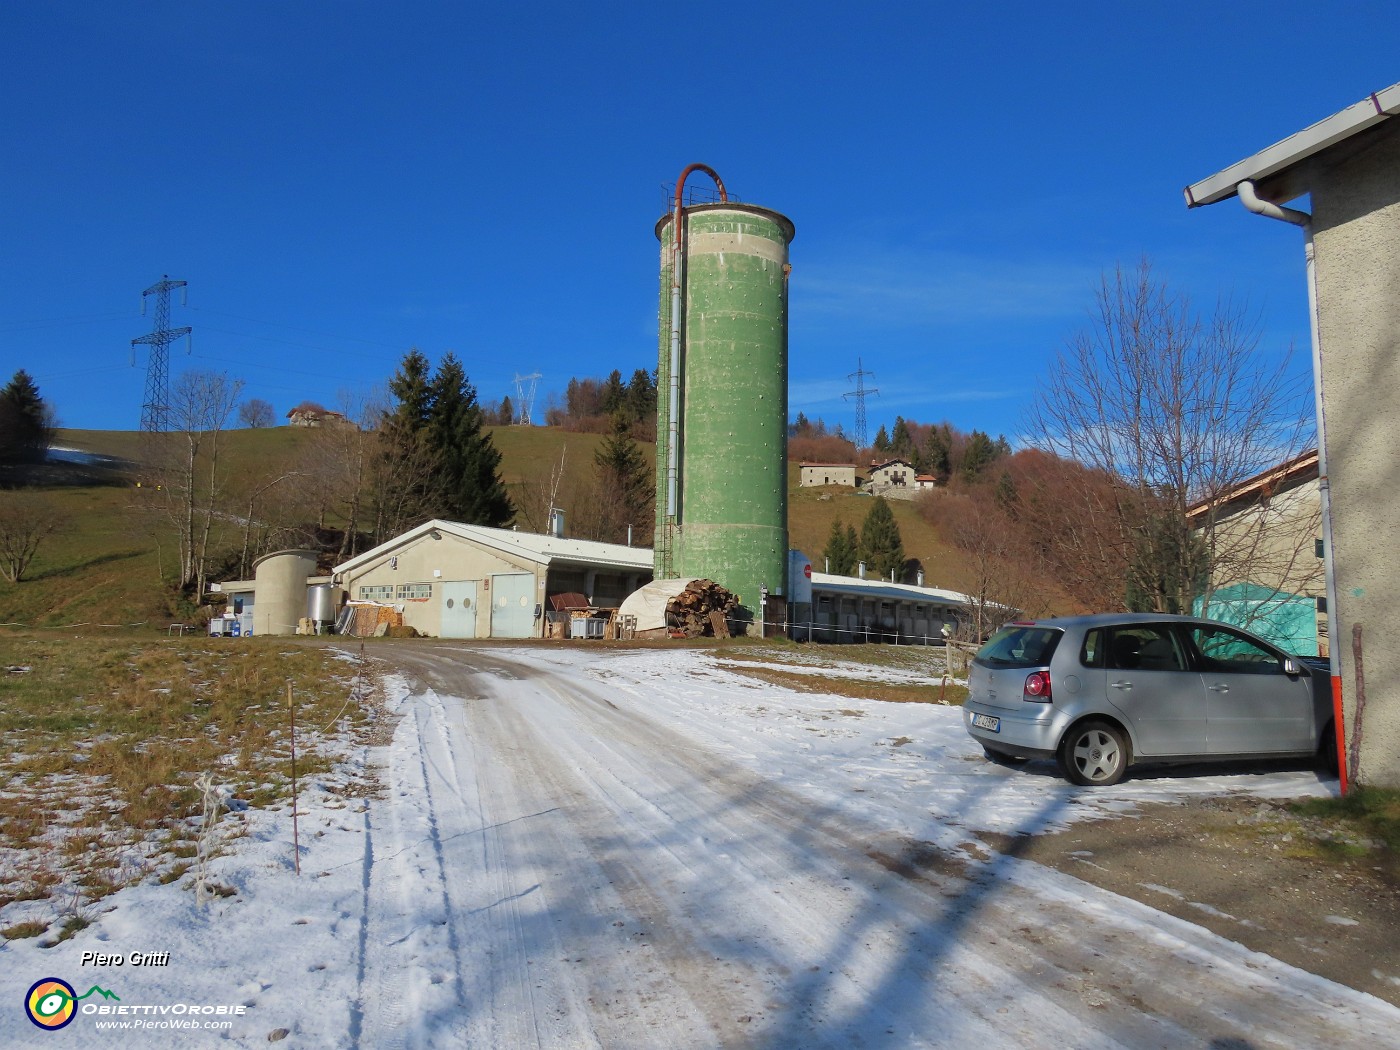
[375,350,513,534]
[872,424,891,454]
[0,370,54,465]
[961,430,998,482]
[920,424,951,478]
[822,519,857,575]
[386,349,434,431]
[601,370,627,417]
[626,369,657,424]
[859,497,905,581]
[891,417,913,458]
[592,413,651,543]
[430,352,513,526]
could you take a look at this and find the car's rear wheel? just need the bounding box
[1317,720,1340,776]
[1058,720,1129,786]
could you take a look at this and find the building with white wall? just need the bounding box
[332,520,652,639]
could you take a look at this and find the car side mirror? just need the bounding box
[1283,657,1300,676]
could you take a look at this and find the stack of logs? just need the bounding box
[666,579,740,638]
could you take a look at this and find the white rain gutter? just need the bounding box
[1237,178,1346,790]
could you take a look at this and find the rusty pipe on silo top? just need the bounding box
[666,164,727,519]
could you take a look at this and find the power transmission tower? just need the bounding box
[844,357,879,452]
[513,372,541,425]
[130,276,193,432]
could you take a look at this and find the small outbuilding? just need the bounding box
[799,462,857,487]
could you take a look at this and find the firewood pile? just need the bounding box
[666,579,739,638]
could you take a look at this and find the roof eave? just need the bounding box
[1184,82,1400,209]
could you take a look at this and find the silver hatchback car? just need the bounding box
[963,613,1336,786]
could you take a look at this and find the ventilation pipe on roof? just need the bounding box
[1237,178,1347,792]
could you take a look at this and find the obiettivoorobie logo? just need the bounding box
[25,978,120,1031]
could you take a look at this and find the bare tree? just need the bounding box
[237,470,308,577]
[514,444,570,534]
[0,492,68,582]
[238,398,275,429]
[301,392,381,559]
[1032,259,1315,614]
[922,489,1042,640]
[143,370,244,596]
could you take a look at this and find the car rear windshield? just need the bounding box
[975,625,1063,668]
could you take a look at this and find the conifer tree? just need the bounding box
[859,497,905,581]
[822,519,857,575]
[891,417,913,458]
[592,413,651,543]
[429,352,513,526]
[375,350,513,534]
[0,370,54,465]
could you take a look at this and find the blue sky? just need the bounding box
[4,2,1397,443]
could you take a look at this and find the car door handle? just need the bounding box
[1110,680,1132,690]
[1207,683,1230,693]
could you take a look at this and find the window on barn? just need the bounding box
[359,585,395,601]
[397,583,432,600]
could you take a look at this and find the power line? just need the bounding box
[0,312,131,332]
[185,306,408,351]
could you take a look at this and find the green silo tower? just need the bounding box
[654,166,795,632]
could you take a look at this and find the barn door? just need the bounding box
[440,582,478,639]
[489,573,536,638]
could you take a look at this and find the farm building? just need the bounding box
[332,520,653,639]
[1187,450,1325,656]
[802,571,976,645]
[798,462,857,487]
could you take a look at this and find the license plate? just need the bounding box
[971,713,1000,732]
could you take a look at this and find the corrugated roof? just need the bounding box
[333,519,654,577]
[1185,81,1400,208]
[810,571,973,608]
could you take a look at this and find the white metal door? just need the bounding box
[440,582,478,640]
[489,573,537,638]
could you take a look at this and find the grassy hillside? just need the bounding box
[3,424,1066,629]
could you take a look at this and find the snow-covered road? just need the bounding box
[356,645,1398,1049]
[5,643,1397,1049]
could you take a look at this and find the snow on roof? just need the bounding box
[334,519,654,576]
[1185,81,1400,208]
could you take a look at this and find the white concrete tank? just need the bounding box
[253,549,319,636]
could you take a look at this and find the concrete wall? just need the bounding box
[338,532,543,639]
[1310,120,1400,785]
[799,464,856,487]
[1207,479,1325,598]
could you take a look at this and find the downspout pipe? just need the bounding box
[665,164,727,522]
[1237,178,1348,792]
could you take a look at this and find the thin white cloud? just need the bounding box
[792,248,1097,327]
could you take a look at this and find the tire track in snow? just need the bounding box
[355,685,477,1047]
[362,644,1400,1050]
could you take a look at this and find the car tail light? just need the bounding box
[1023,670,1052,703]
